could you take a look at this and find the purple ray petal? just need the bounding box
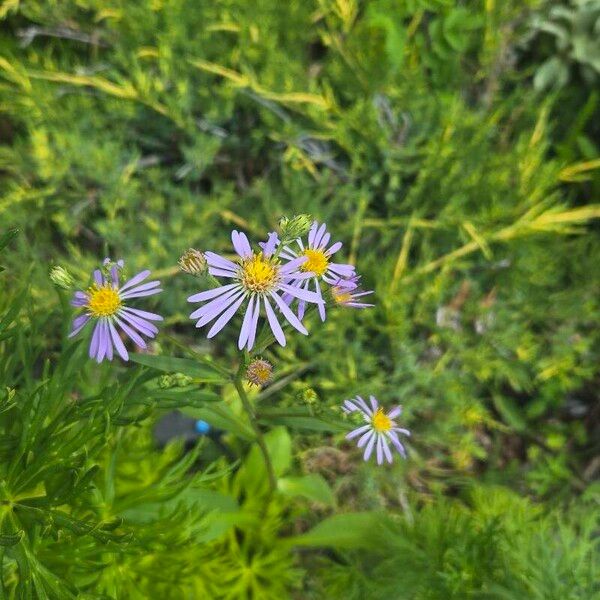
[108,319,129,361]
[312,223,327,248]
[190,286,242,319]
[119,280,161,299]
[369,395,379,412]
[93,269,103,286]
[261,232,279,258]
[209,267,238,278]
[376,436,384,465]
[206,294,246,338]
[325,241,342,256]
[119,287,162,299]
[69,314,90,338]
[247,297,260,350]
[119,311,159,337]
[195,290,245,328]
[279,283,324,304]
[232,231,252,259]
[279,255,308,275]
[307,221,318,246]
[314,280,326,321]
[110,266,119,288]
[114,316,147,349]
[346,424,371,440]
[327,263,355,278]
[121,307,163,321]
[204,251,238,272]
[238,296,257,350]
[388,431,407,458]
[89,321,102,358]
[354,395,373,416]
[270,292,308,335]
[364,433,377,461]
[188,283,238,303]
[387,406,402,419]
[357,429,374,448]
[119,270,151,293]
[264,297,286,346]
[96,321,110,363]
[383,439,393,463]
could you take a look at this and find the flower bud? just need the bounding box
[178,249,207,276]
[49,266,75,290]
[278,214,312,242]
[245,358,273,387]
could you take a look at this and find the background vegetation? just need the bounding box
[0,0,599,598]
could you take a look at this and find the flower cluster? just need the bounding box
[67,221,408,467]
[188,221,373,349]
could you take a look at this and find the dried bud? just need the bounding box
[49,266,75,290]
[178,248,207,276]
[278,214,312,242]
[245,358,273,387]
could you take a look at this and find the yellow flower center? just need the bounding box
[372,408,392,433]
[87,284,122,318]
[332,288,352,304]
[301,249,329,277]
[240,253,279,294]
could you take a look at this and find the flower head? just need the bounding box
[344,395,410,464]
[278,214,312,242]
[178,248,207,276]
[49,265,75,290]
[246,358,273,386]
[188,230,323,351]
[331,275,374,309]
[69,258,163,363]
[279,220,356,321]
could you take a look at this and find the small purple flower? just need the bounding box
[344,395,410,465]
[69,258,163,363]
[188,230,323,351]
[279,220,355,321]
[331,275,374,309]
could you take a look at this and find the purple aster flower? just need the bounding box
[279,220,356,321]
[69,258,163,363]
[344,395,410,465]
[331,275,374,309]
[188,230,323,351]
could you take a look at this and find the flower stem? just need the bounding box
[233,363,277,496]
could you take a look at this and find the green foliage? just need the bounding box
[315,487,600,599]
[526,0,600,90]
[0,0,599,597]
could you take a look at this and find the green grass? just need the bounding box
[0,0,599,598]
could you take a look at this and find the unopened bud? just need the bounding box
[178,249,207,276]
[278,214,312,242]
[245,358,273,387]
[49,266,75,290]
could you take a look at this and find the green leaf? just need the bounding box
[0,530,23,546]
[278,474,335,506]
[129,353,227,382]
[493,394,527,432]
[287,512,383,549]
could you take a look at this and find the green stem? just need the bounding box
[233,362,277,496]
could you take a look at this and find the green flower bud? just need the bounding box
[278,214,312,242]
[49,266,75,290]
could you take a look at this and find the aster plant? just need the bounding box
[188,230,323,350]
[69,258,163,362]
[344,395,410,464]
